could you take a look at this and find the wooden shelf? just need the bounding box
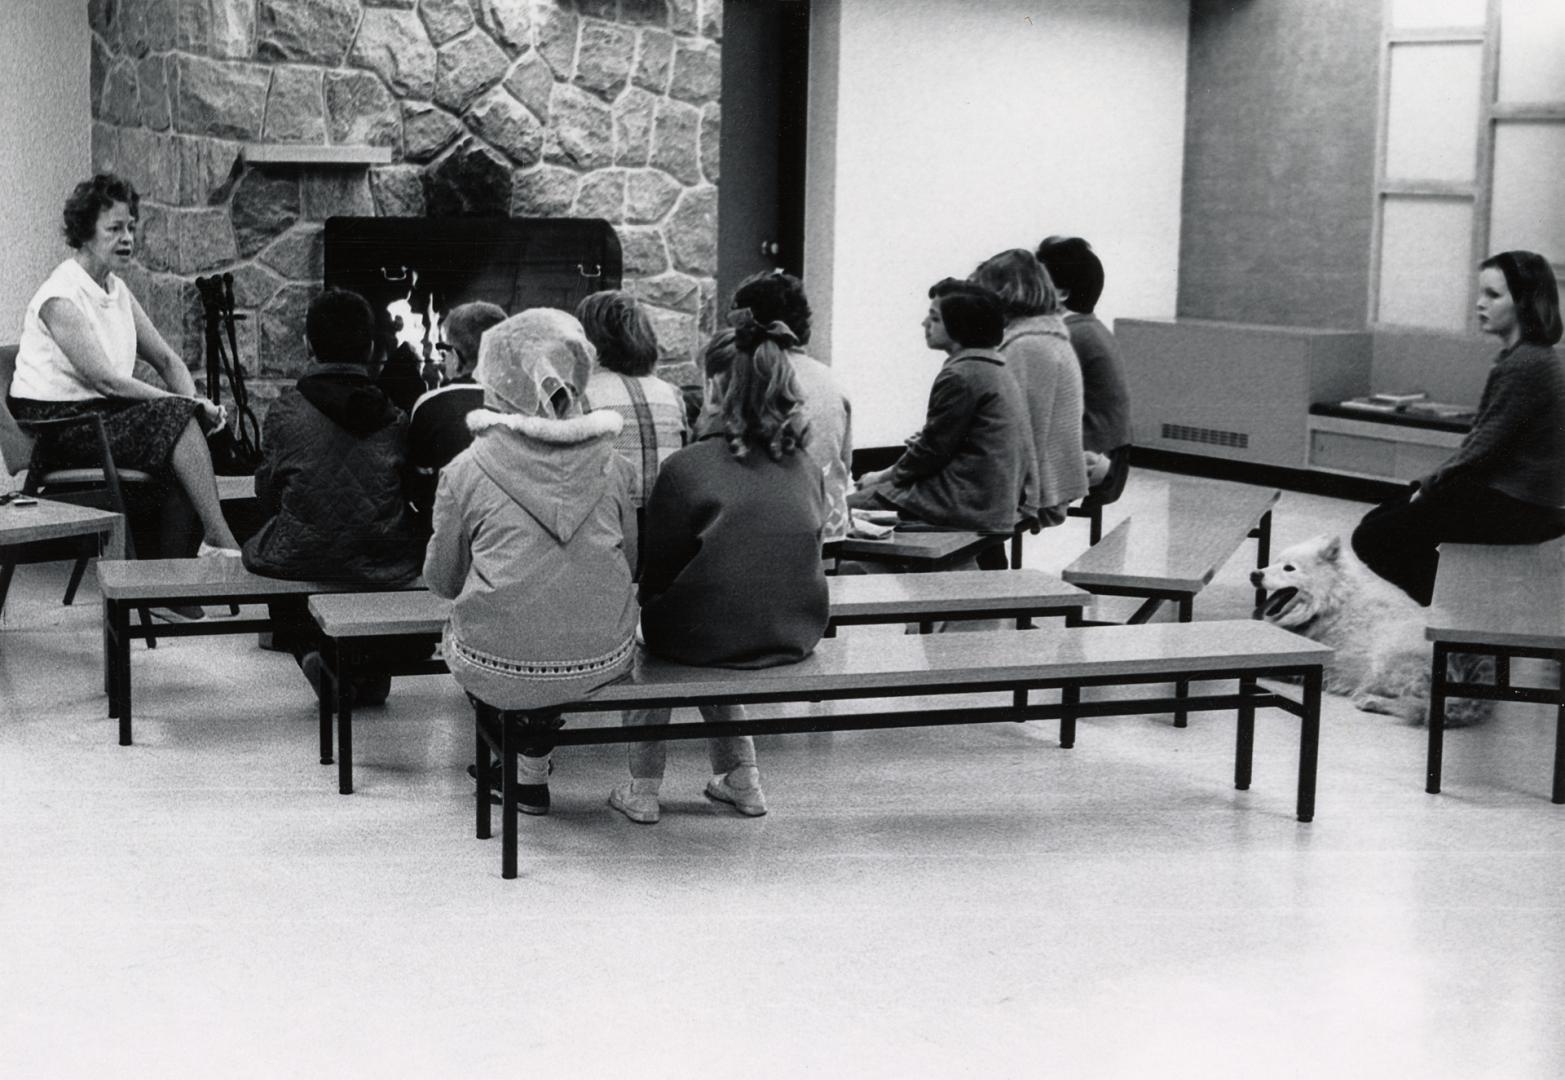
[243,145,393,166]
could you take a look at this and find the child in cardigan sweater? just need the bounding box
[608,316,829,825]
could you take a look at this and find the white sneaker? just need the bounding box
[198,541,242,558]
[609,780,662,824]
[704,766,767,817]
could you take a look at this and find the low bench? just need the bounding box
[309,568,1093,793]
[1061,479,1279,726]
[1425,540,1565,804]
[469,620,1330,878]
[97,557,417,746]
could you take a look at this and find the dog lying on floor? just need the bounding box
[1251,535,1491,726]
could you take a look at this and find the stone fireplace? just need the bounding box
[87,0,722,413]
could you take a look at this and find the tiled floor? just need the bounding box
[2,469,1561,1079]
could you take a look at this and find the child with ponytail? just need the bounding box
[608,314,830,825]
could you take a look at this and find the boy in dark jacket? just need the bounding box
[243,288,426,700]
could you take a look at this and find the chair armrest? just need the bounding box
[18,412,131,515]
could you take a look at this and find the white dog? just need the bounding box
[1250,535,1491,726]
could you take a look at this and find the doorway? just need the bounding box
[716,0,811,310]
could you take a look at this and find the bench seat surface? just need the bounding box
[517,619,1330,724]
[0,498,122,548]
[1062,480,1279,592]
[836,529,995,561]
[308,570,1090,637]
[1426,540,1565,650]
[97,557,418,601]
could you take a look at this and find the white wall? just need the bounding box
[0,0,90,343]
[805,0,1190,448]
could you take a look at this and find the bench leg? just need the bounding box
[1427,642,1448,795]
[1553,652,1565,805]
[1297,667,1321,822]
[337,645,355,795]
[102,597,112,700]
[1252,510,1272,612]
[113,602,133,745]
[318,640,334,766]
[1059,684,1078,749]
[502,713,519,880]
[1173,596,1193,728]
[1234,676,1255,790]
[476,711,492,840]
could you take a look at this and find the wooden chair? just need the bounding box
[0,344,155,631]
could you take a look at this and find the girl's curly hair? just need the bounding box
[719,310,811,461]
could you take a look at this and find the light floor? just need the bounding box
[2,470,1561,1080]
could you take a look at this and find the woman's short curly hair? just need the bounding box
[575,290,661,376]
[62,174,139,249]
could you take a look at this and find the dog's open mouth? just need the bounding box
[1254,586,1299,620]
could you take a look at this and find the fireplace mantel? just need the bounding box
[242,145,394,167]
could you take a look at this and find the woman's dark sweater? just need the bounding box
[638,435,829,668]
[1420,341,1564,508]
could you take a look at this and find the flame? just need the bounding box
[385,269,439,358]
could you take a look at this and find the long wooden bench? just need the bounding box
[96,557,418,746]
[1425,540,1565,804]
[309,569,1092,792]
[466,620,1330,878]
[1061,479,1279,726]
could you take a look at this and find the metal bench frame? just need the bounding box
[476,656,1324,879]
[316,592,1091,795]
[1426,640,1565,804]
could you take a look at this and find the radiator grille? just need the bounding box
[1161,422,1249,449]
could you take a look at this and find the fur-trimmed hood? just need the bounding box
[464,407,625,542]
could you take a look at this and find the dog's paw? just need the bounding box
[1351,691,1426,723]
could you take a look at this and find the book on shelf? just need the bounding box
[1337,397,1402,413]
[1403,401,1475,422]
[1364,390,1427,407]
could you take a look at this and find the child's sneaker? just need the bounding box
[197,541,242,558]
[704,765,767,817]
[468,756,552,815]
[608,780,662,824]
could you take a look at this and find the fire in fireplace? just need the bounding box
[323,217,624,374]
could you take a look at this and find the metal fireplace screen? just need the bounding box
[323,216,623,363]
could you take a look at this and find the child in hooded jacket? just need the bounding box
[423,308,638,815]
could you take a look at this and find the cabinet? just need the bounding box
[1305,408,1467,482]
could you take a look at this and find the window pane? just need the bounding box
[1390,0,1486,28]
[1499,0,1565,102]
[1385,43,1485,182]
[1491,122,1565,263]
[1378,196,1474,330]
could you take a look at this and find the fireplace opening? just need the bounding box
[323,217,623,373]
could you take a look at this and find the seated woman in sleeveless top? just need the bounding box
[9,174,240,567]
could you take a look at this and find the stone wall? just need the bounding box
[88,0,723,406]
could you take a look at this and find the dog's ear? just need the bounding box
[1320,535,1342,562]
